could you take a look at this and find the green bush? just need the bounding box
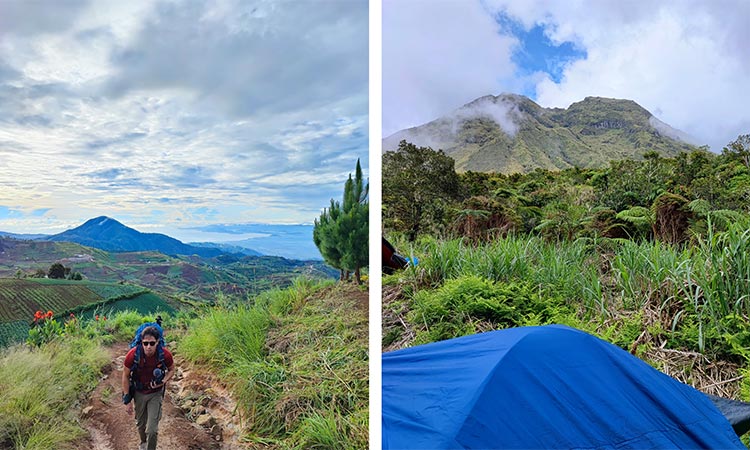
[410,275,568,344]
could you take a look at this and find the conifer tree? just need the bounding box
[313,199,345,280]
[340,159,369,283]
[313,159,369,283]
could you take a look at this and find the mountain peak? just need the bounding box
[47,217,223,258]
[84,216,121,226]
[573,96,649,113]
[383,93,698,174]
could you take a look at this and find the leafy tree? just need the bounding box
[383,141,460,240]
[535,201,591,241]
[671,149,713,195]
[48,263,69,279]
[722,134,750,169]
[595,156,672,211]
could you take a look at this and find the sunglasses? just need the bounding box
[142,341,158,347]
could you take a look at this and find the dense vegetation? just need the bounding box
[385,136,750,244]
[383,135,750,401]
[180,279,368,448]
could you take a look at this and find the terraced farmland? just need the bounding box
[0,278,158,346]
[77,293,176,319]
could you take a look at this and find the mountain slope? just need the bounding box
[0,236,337,300]
[45,216,223,257]
[383,94,699,173]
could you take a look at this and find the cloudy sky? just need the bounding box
[0,0,367,242]
[383,0,750,152]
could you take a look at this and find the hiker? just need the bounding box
[121,325,174,450]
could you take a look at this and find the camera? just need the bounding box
[153,368,165,384]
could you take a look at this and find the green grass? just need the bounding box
[180,277,367,448]
[405,235,602,312]
[410,275,569,344]
[386,221,750,360]
[0,336,109,449]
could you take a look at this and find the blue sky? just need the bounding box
[496,13,587,91]
[383,0,750,152]
[0,0,368,243]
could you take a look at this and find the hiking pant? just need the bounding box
[134,390,163,450]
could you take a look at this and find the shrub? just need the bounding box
[410,276,567,344]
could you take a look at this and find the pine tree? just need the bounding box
[341,159,369,283]
[313,159,369,284]
[313,199,345,280]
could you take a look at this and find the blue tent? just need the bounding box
[382,325,744,449]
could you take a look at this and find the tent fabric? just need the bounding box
[382,325,744,449]
[708,394,750,436]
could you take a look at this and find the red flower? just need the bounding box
[34,311,44,320]
[95,314,99,321]
[70,313,75,318]
[46,310,53,319]
[103,316,107,321]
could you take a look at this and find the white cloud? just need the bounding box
[0,0,367,236]
[385,0,750,151]
[382,0,518,136]
[515,1,750,151]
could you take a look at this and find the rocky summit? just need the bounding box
[383,94,699,174]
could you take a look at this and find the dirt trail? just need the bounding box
[81,342,244,450]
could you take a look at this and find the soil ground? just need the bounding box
[81,342,243,450]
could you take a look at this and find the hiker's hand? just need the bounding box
[126,402,133,416]
[149,380,164,389]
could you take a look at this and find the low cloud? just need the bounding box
[648,116,700,146]
[453,95,522,137]
[383,94,523,152]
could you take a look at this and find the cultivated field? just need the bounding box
[0,278,155,346]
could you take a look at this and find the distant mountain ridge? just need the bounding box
[383,94,699,173]
[45,216,224,258]
[0,231,47,240]
[189,241,263,257]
